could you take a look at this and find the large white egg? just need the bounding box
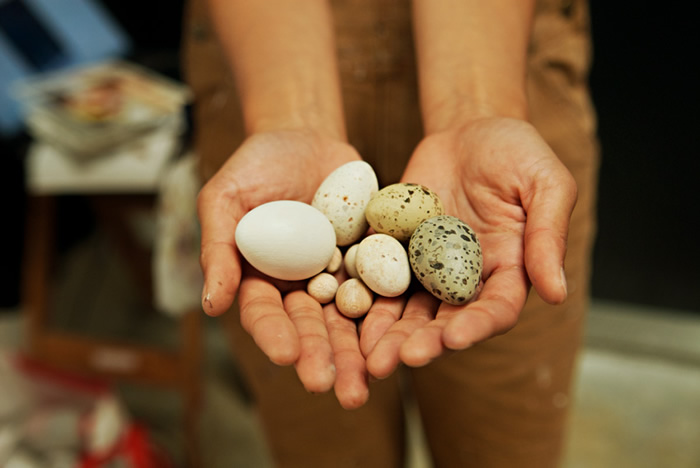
[235,200,337,281]
[312,161,378,246]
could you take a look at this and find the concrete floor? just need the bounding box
[3,300,700,468]
[564,303,700,468]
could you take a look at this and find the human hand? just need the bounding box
[360,117,577,378]
[198,130,370,405]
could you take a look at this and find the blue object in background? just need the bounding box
[0,0,130,135]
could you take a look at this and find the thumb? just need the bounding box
[522,163,577,304]
[197,179,244,316]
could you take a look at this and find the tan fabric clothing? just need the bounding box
[183,0,599,466]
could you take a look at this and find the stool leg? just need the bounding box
[22,195,56,356]
[89,195,156,303]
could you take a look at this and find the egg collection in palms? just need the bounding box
[235,161,484,317]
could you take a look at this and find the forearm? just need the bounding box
[206,0,345,139]
[412,0,535,133]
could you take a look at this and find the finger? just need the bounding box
[324,303,369,410]
[522,164,577,304]
[368,292,439,376]
[198,180,245,316]
[442,264,529,350]
[359,296,406,357]
[395,294,445,368]
[284,291,336,393]
[238,272,300,366]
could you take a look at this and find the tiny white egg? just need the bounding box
[307,272,339,304]
[325,247,343,274]
[312,161,378,246]
[343,244,360,278]
[235,200,336,281]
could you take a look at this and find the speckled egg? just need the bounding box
[235,200,337,281]
[312,161,378,246]
[355,234,411,297]
[408,215,483,305]
[365,183,444,242]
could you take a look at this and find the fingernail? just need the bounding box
[202,289,213,313]
[560,267,568,297]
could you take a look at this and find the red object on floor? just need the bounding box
[79,423,173,468]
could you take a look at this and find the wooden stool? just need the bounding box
[21,130,202,467]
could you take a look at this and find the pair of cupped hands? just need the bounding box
[197,117,577,409]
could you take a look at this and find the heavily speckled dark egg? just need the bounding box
[365,183,444,242]
[408,215,483,305]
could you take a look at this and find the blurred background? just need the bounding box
[1,0,698,467]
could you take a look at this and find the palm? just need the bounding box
[361,118,577,378]
[214,131,359,210]
[198,130,369,406]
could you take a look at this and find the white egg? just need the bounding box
[312,161,378,246]
[355,233,411,297]
[343,244,360,278]
[325,247,343,274]
[235,200,337,281]
[307,272,339,304]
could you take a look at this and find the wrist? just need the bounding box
[412,0,534,135]
[245,96,347,142]
[421,84,529,135]
[207,0,346,141]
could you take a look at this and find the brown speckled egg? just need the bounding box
[408,215,482,305]
[312,161,378,246]
[365,183,444,242]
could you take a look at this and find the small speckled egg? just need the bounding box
[365,183,444,242]
[312,161,378,246]
[408,215,483,305]
[355,234,411,297]
[235,200,336,281]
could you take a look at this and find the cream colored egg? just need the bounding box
[235,200,336,281]
[343,244,360,278]
[312,161,378,246]
[325,247,343,274]
[307,272,339,304]
[365,183,444,242]
[335,278,373,318]
[355,234,411,297]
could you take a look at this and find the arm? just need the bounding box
[411,0,573,312]
[361,0,577,376]
[198,1,368,406]
[412,0,532,130]
[199,0,349,316]
[205,0,345,137]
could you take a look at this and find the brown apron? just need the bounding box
[183,0,599,466]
